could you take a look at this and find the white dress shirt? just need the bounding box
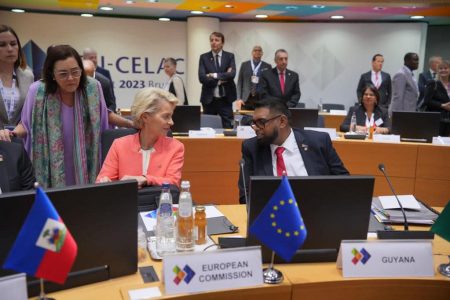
[371,70,382,88]
[270,129,308,176]
[140,148,155,175]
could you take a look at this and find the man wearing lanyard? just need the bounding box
[236,45,271,110]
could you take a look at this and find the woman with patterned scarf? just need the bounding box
[0,45,109,188]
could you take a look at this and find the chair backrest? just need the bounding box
[296,102,306,108]
[101,128,138,164]
[201,114,223,128]
[322,103,345,111]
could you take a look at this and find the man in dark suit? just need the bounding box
[236,45,271,110]
[0,140,35,193]
[417,56,443,109]
[83,48,116,99]
[238,99,349,204]
[356,54,392,110]
[198,32,237,128]
[260,49,301,108]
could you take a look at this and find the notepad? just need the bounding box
[378,195,421,211]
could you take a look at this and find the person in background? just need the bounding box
[235,45,271,110]
[0,25,34,129]
[340,84,390,134]
[198,32,237,128]
[238,99,348,204]
[356,54,392,110]
[163,57,188,105]
[418,56,443,109]
[260,49,301,108]
[97,88,184,188]
[0,140,35,193]
[82,59,134,128]
[82,47,114,85]
[423,60,450,137]
[0,45,109,188]
[389,52,420,115]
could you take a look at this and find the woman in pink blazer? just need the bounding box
[97,88,184,188]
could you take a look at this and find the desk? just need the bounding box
[42,205,450,300]
[176,137,450,207]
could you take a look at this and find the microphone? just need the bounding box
[239,159,249,209]
[377,163,434,240]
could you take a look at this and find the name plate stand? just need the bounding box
[337,240,434,278]
[163,246,263,295]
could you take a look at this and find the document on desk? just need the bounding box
[378,195,421,210]
[372,197,438,225]
[128,287,161,300]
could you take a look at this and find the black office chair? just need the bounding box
[322,103,345,112]
[200,114,223,128]
[101,128,138,164]
[296,102,306,108]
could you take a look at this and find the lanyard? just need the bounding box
[0,72,17,120]
[250,60,262,76]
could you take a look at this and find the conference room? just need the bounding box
[0,1,449,299]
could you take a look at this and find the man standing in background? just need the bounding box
[418,56,443,109]
[356,54,392,110]
[389,53,420,115]
[198,32,237,128]
[235,45,271,110]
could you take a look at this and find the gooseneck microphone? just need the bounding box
[378,163,409,230]
[239,159,249,208]
[377,163,434,240]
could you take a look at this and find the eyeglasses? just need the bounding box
[54,68,82,80]
[250,115,282,129]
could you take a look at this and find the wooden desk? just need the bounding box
[40,205,450,300]
[176,137,450,207]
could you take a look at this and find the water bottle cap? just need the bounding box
[162,183,170,189]
[181,180,190,188]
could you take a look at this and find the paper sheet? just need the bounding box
[378,195,421,210]
[128,287,161,300]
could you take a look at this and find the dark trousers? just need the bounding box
[203,97,233,129]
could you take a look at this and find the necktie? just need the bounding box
[279,72,285,95]
[215,54,220,71]
[375,73,380,88]
[432,72,436,79]
[275,146,287,176]
[215,54,225,97]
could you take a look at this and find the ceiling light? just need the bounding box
[224,5,234,8]
[255,14,268,19]
[312,5,325,9]
[201,6,210,10]
[373,7,386,10]
[11,9,25,13]
[81,13,93,17]
[147,0,159,2]
[159,17,170,21]
[125,0,135,4]
[285,6,298,10]
[191,10,204,15]
[410,15,424,19]
[99,6,114,11]
[330,15,344,19]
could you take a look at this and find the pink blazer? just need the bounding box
[96,133,184,187]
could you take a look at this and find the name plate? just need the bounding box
[337,240,434,277]
[163,246,263,295]
[432,136,450,146]
[329,109,347,115]
[189,129,216,138]
[304,127,337,140]
[237,126,256,139]
[373,134,401,143]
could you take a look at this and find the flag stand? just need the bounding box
[262,251,283,284]
[438,256,450,278]
[38,278,56,300]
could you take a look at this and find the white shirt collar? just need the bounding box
[270,129,298,154]
[212,50,223,57]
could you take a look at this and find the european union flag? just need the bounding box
[249,176,307,262]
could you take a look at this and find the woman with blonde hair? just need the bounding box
[97,87,184,187]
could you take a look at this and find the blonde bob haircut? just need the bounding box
[131,87,179,129]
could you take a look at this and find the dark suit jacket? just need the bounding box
[198,50,237,105]
[424,79,450,114]
[236,60,271,101]
[418,70,434,103]
[96,66,116,99]
[356,71,392,109]
[95,73,116,112]
[238,129,349,203]
[340,105,390,132]
[260,68,301,108]
[0,140,35,193]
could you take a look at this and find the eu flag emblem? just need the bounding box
[249,176,307,262]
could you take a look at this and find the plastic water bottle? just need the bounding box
[318,98,323,112]
[176,181,194,251]
[155,183,175,256]
[350,111,357,133]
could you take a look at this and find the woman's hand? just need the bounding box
[355,125,367,133]
[121,175,148,189]
[442,102,450,111]
[98,176,112,183]
[375,127,389,134]
[0,129,12,142]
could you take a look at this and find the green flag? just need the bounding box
[431,201,450,242]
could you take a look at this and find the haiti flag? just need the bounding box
[3,187,77,284]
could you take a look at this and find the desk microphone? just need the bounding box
[377,163,434,240]
[239,159,249,209]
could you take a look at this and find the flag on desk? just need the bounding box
[431,200,450,242]
[249,176,307,262]
[3,187,77,284]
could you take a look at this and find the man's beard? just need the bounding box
[257,127,279,146]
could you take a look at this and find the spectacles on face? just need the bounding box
[54,68,82,80]
[250,115,282,129]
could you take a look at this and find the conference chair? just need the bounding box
[101,128,138,164]
[296,102,306,108]
[322,103,345,111]
[201,114,223,129]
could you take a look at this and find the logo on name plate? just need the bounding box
[173,265,196,285]
[351,248,371,265]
